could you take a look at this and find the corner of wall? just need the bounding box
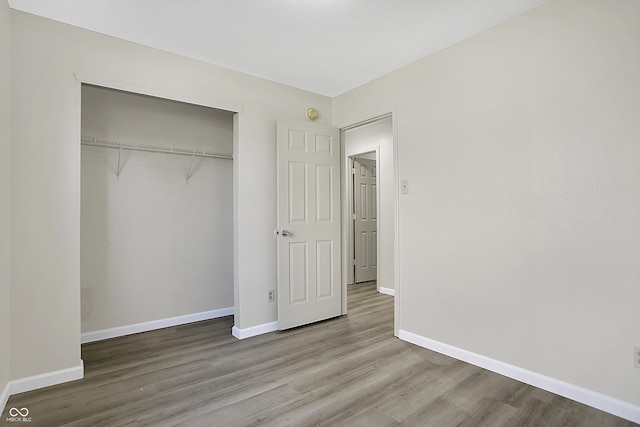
[0,382,9,418]
[0,0,12,417]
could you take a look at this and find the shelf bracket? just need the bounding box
[116,143,123,178]
[186,149,196,183]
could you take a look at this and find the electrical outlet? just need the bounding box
[635,347,640,368]
[267,289,275,303]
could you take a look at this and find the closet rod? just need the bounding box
[81,137,233,160]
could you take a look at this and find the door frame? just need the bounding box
[339,112,399,336]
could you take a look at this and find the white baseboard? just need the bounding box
[232,321,278,340]
[0,380,9,417]
[378,287,395,296]
[8,360,84,397]
[81,307,234,344]
[398,330,640,424]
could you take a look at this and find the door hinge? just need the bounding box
[351,167,356,175]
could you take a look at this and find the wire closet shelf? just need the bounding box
[80,136,233,160]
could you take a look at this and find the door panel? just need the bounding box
[289,241,308,304]
[289,162,307,222]
[354,158,377,283]
[316,165,332,222]
[277,118,341,330]
[316,240,333,298]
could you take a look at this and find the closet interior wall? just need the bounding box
[80,84,234,336]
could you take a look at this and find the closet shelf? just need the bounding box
[81,136,233,160]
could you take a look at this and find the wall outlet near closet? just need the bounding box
[635,347,640,368]
[267,289,275,303]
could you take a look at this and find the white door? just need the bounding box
[276,118,341,330]
[354,158,377,283]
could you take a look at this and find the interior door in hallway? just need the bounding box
[276,118,341,330]
[354,158,377,283]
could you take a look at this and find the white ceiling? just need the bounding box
[8,0,549,97]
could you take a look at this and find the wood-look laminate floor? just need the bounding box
[3,282,636,427]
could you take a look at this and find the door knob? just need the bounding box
[274,228,292,237]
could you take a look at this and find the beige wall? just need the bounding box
[80,86,234,333]
[10,10,331,379]
[0,0,11,401]
[334,0,640,407]
[8,0,640,414]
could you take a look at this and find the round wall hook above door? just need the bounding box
[306,107,318,121]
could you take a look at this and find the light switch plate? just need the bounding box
[401,180,409,194]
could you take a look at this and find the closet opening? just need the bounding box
[80,84,235,343]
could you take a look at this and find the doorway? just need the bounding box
[342,116,395,297]
[351,153,377,283]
